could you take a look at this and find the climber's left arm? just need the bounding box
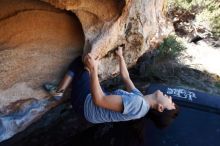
[116,47,136,92]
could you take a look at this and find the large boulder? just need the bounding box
[0,0,173,142]
[43,0,174,79]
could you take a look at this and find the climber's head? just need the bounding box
[144,90,179,128]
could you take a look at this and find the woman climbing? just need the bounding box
[44,46,179,128]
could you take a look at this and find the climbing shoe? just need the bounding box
[43,83,64,100]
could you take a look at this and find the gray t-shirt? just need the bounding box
[84,88,150,123]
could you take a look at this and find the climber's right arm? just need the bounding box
[116,47,136,92]
[84,53,123,112]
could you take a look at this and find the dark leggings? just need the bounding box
[68,56,91,117]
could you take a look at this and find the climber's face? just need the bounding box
[154,90,176,112]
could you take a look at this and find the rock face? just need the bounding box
[0,0,173,142]
[0,0,84,142]
[43,0,173,80]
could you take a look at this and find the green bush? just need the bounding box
[215,82,220,89]
[156,35,186,61]
[168,0,220,37]
[211,15,220,37]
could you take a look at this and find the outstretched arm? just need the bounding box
[84,53,123,112]
[116,47,135,92]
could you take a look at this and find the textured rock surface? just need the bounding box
[0,0,84,142]
[0,0,173,142]
[43,0,174,80]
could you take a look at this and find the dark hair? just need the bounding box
[111,104,179,145]
[148,104,179,129]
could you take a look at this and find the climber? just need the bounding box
[44,46,179,128]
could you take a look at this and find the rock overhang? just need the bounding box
[0,0,173,142]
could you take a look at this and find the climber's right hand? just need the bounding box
[84,53,99,73]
